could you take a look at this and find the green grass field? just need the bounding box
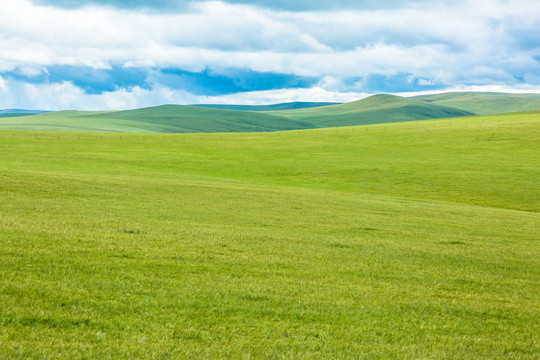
[0,112,539,358]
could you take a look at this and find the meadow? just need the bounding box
[0,112,539,358]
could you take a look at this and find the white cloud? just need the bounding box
[195,86,369,104]
[2,0,539,73]
[1,0,540,109]
[0,76,366,109]
[3,75,540,111]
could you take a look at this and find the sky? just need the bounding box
[1,0,540,110]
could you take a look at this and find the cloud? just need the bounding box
[28,0,188,11]
[0,76,367,110]
[0,65,317,96]
[29,0,436,11]
[0,77,198,110]
[1,65,150,94]
[1,0,540,109]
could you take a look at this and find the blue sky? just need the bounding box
[1,0,540,110]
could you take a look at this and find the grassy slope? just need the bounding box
[0,105,316,133]
[0,112,538,358]
[413,92,540,115]
[268,94,475,127]
[192,102,340,111]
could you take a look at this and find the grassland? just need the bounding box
[0,112,539,359]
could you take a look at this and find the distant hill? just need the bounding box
[267,94,475,127]
[0,105,316,133]
[192,102,340,111]
[412,92,540,115]
[0,109,49,118]
[2,92,539,133]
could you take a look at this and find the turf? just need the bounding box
[413,92,540,115]
[267,94,475,127]
[0,111,538,358]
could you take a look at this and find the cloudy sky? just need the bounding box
[1,0,540,110]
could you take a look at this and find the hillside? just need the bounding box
[268,94,475,127]
[0,112,538,358]
[413,92,540,115]
[0,105,316,133]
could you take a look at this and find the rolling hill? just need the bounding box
[0,105,316,133]
[413,92,540,115]
[267,94,475,127]
[192,101,339,111]
[2,92,539,133]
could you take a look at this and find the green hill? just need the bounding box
[0,105,316,133]
[5,96,471,133]
[192,101,339,111]
[0,112,538,358]
[3,92,540,133]
[413,92,540,115]
[267,94,475,127]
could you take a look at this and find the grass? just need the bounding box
[0,112,539,358]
